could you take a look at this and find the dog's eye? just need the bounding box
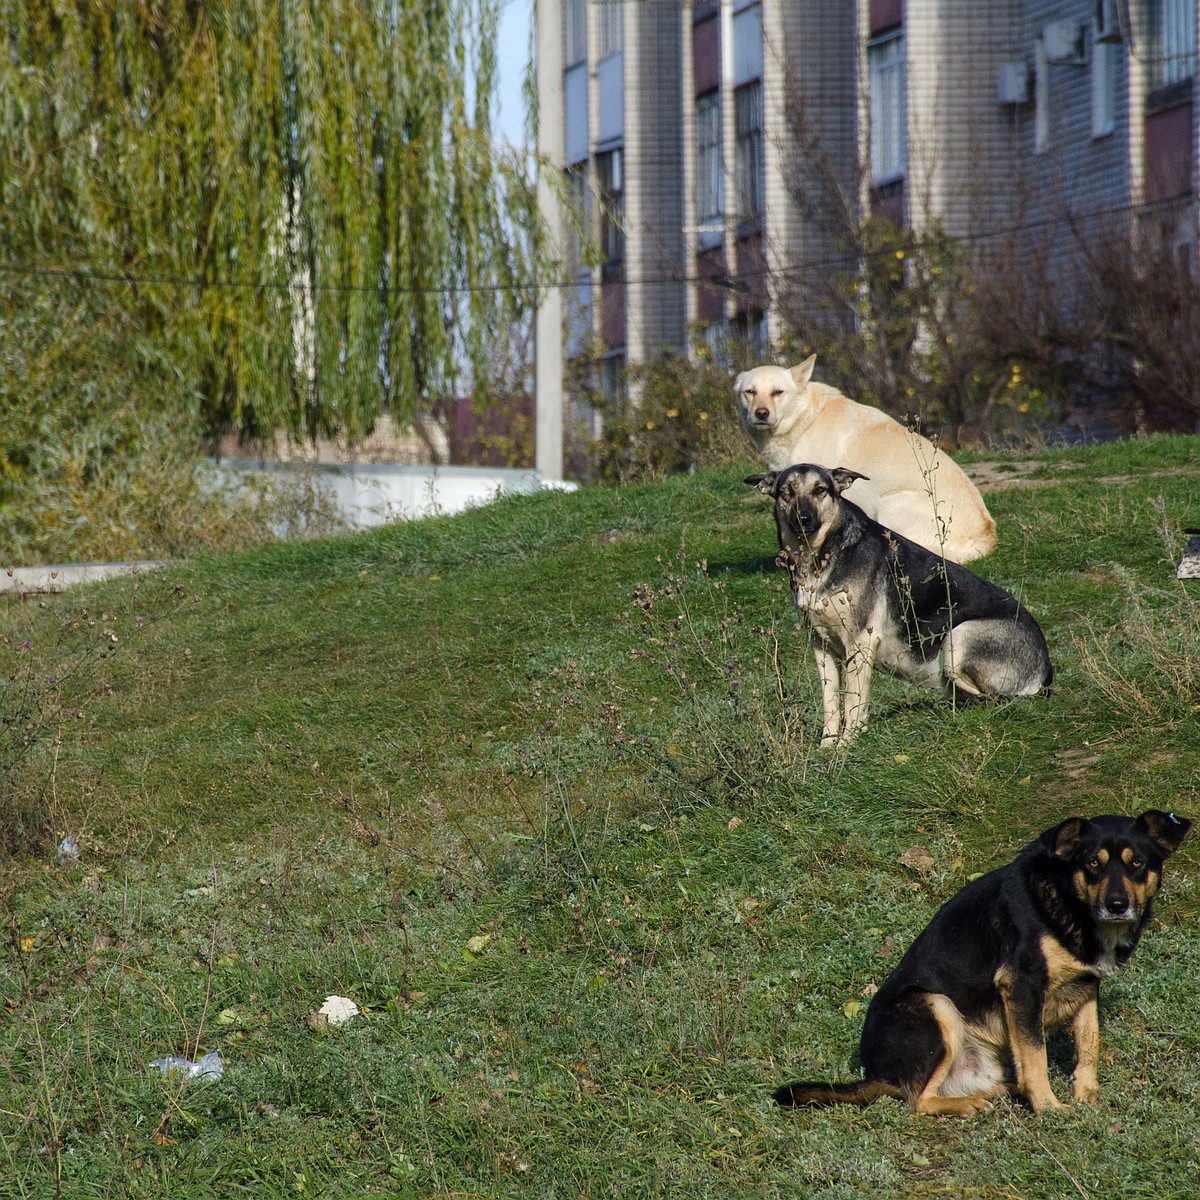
[771,389,784,398]
[1129,857,1145,871]
[811,485,827,496]
[1086,857,1101,871]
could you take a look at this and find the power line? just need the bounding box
[0,191,1180,303]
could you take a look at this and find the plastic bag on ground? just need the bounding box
[149,1050,225,1083]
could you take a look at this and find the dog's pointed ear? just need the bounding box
[1043,817,1088,859]
[830,467,869,495]
[1137,810,1192,857]
[744,472,778,496]
[789,355,817,390]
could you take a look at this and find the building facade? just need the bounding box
[534,0,1198,474]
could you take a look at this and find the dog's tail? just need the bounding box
[773,1079,905,1109]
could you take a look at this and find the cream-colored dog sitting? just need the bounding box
[735,356,996,562]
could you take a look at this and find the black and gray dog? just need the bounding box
[748,464,1052,747]
[774,810,1191,1115]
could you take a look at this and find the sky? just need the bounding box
[496,0,534,148]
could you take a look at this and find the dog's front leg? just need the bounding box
[1069,992,1102,1104]
[996,969,1065,1113]
[839,634,878,745]
[813,643,844,747]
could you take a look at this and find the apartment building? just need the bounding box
[533,0,1198,475]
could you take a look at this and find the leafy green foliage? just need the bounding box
[0,273,347,564]
[0,0,540,441]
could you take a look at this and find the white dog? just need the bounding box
[735,357,996,563]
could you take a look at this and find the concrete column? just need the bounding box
[534,0,565,480]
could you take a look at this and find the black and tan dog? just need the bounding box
[747,463,1052,747]
[775,810,1191,1116]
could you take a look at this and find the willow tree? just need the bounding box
[0,0,542,445]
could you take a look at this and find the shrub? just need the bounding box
[0,276,347,565]
[567,335,753,484]
[776,218,1060,447]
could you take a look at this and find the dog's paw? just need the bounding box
[914,1093,993,1117]
[1072,1083,1102,1105]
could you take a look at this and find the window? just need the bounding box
[565,0,586,67]
[596,0,623,59]
[732,309,768,357]
[599,354,625,407]
[1149,0,1196,91]
[869,32,906,184]
[696,91,723,227]
[735,82,764,222]
[1091,21,1116,138]
[733,2,763,86]
[563,165,589,276]
[596,148,624,281]
[564,61,588,163]
[1034,34,1050,153]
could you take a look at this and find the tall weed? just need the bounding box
[1071,502,1200,728]
[619,548,819,804]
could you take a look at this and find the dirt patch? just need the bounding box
[964,461,1062,492]
[965,461,1197,493]
[1095,468,1198,486]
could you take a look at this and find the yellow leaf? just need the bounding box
[843,999,862,1018]
[19,936,36,953]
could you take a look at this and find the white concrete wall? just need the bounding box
[215,461,572,529]
[1,465,572,593]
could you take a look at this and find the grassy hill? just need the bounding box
[3,435,1199,1198]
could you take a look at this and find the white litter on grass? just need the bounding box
[318,995,360,1026]
[149,1050,225,1083]
[1178,530,1200,580]
[55,835,81,865]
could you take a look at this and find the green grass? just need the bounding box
[3,434,1200,1198]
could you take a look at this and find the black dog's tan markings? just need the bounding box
[747,464,1053,747]
[774,811,1191,1116]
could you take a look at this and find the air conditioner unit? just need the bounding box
[1044,20,1087,64]
[1095,0,1123,43]
[997,61,1031,106]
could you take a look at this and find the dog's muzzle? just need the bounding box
[784,506,819,541]
[1097,892,1136,922]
